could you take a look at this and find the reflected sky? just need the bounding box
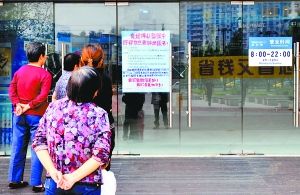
[55,3,179,36]
[55,4,116,34]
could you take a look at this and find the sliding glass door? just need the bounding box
[179,1,243,155]
[242,1,297,155]
[0,2,54,155]
[117,2,181,155]
[1,1,300,156]
[179,1,298,155]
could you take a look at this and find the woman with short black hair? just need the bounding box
[32,66,111,194]
[67,66,100,103]
[52,53,80,101]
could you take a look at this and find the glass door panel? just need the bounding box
[2,1,300,157]
[180,1,243,155]
[118,2,180,155]
[53,3,119,150]
[54,3,117,67]
[0,2,54,155]
[242,1,299,155]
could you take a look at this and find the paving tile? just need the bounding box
[1,157,300,194]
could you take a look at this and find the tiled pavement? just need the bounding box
[1,156,300,194]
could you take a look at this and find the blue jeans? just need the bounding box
[44,178,101,195]
[8,114,43,186]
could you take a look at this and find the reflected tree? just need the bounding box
[227,28,243,56]
[80,31,87,37]
[45,52,61,91]
[205,43,215,56]
[0,3,54,42]
[288,19,300,42]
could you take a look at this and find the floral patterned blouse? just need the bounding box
[54,70,72,100]
[32,97,111,184]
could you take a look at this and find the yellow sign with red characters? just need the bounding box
[192,56,293,79]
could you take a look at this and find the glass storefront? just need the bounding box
[0,2,54,155]
[0,1,300,156]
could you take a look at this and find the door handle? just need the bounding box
[294,42,299,127]
[44,44,48,70]
[188,42,192,128]
[169,43,173,128]
[61,43,66,74]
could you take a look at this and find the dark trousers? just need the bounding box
[154,103,168,127]
[123,105,141,139]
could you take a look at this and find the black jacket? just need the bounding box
[122,93,145,111]
[93,68,115,125]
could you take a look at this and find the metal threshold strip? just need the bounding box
[114,152,140,156]
[220,152,264,156]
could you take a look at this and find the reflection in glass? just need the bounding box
[117,3,180,154]
[0,2,54,155]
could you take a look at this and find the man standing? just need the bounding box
[151,92,169,129]
[122,93,145,140]
[8,42,51,193]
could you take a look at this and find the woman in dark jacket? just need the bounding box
[80,44,115,170]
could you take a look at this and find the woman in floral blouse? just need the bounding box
[32,66,111,194]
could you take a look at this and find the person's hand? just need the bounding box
[15,103,23,116]
[101,161,109,169]
[49,169,64,187]
[19,103,30,113]
[59,173,77,190]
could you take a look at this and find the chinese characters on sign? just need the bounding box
[248,37,292,67]
[0,43,12,85]
[192,56,292,79]
[122,31,171,92]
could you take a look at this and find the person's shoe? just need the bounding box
[153,126,159,129]
[32,185,45,193]
[8,181,29,189]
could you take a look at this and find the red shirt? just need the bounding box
[9,64,52,116]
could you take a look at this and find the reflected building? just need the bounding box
[182,2,297,56]
[1,1,300,156]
